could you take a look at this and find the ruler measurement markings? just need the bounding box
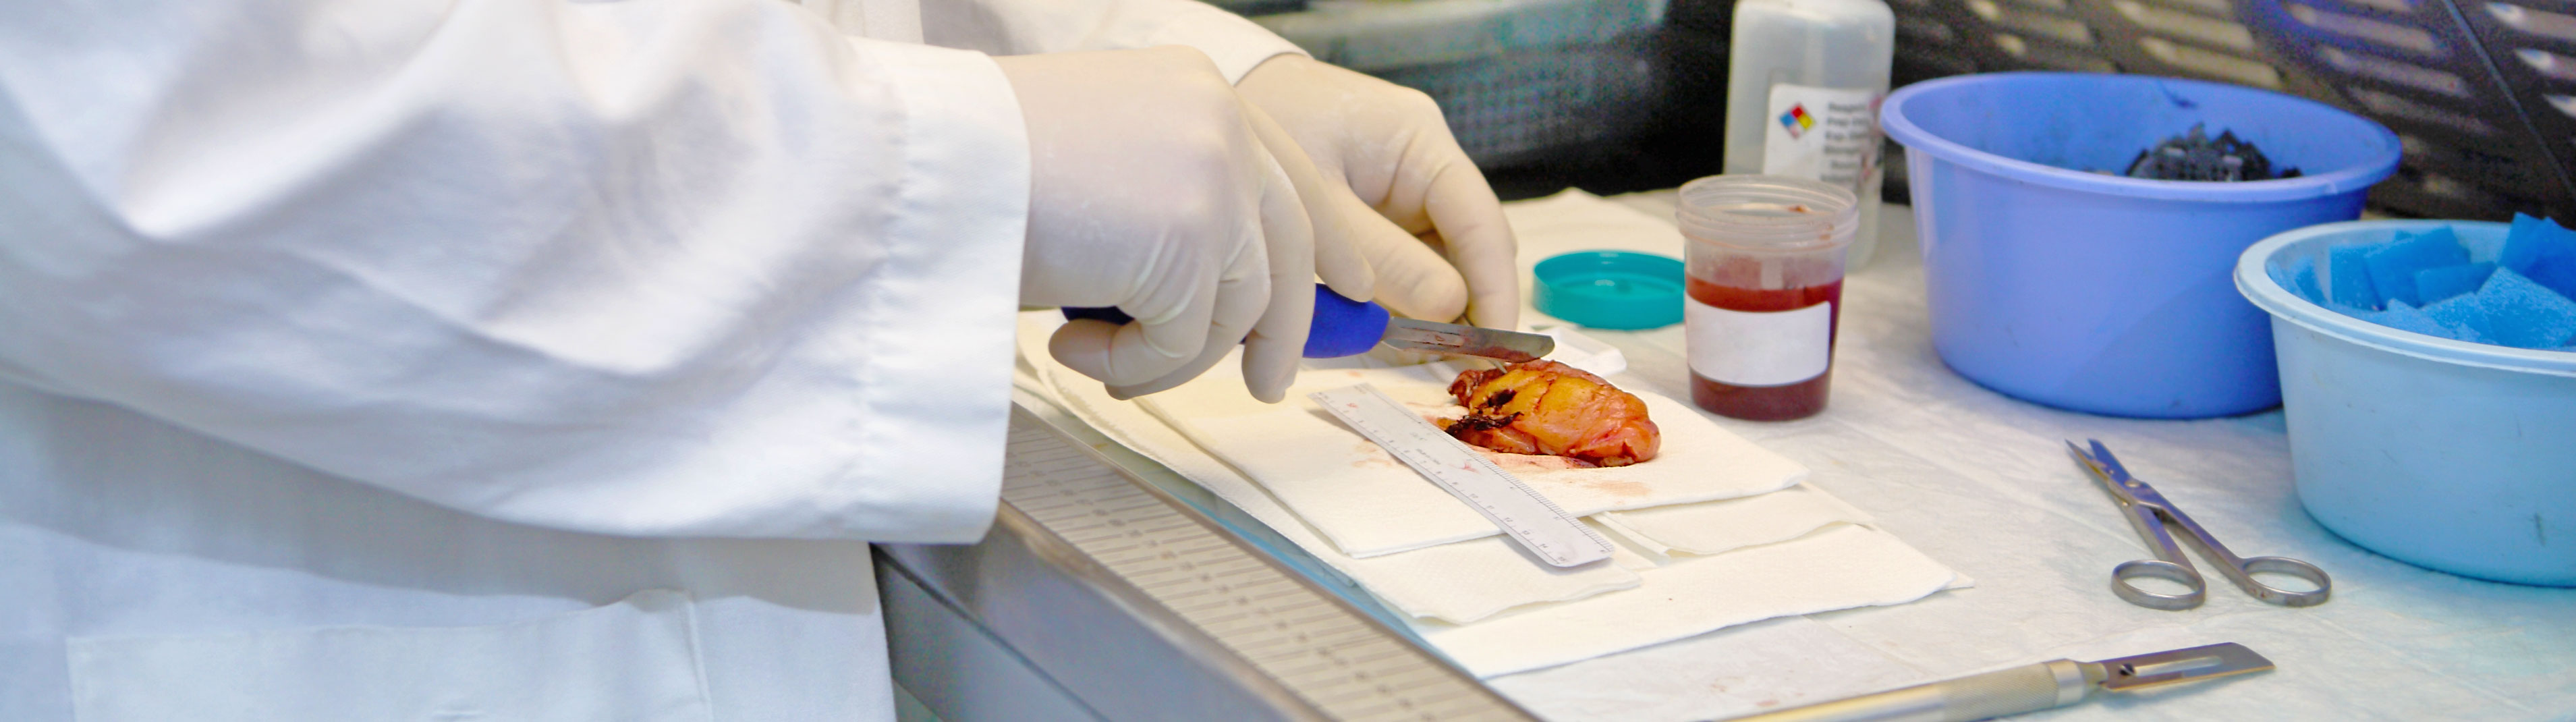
[1306,385,1613,568]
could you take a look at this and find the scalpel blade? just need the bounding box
[1380,318,1555,362]
[2093,642,2274,691]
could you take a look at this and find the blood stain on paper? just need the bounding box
[1583,478,1650,499]
[1486,452,1586,474]
[1351,441,1400,470]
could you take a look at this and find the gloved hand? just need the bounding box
[999,48,1368,402]
[1235,54,1520,330]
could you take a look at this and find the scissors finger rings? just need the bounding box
[2112,554,2330,611]
[2070,440,2332,611]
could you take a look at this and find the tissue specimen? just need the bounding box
[1443,361,1660,468]
[2124,124,2301,181]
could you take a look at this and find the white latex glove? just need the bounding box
[1236,54,1520,330]
[1001,48,1366,402]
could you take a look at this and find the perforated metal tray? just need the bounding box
[1253,0,1667,167]
[1243,0,2575,217]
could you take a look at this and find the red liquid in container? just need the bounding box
[1687,276,1844,420]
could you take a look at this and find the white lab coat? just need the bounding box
[0,1,1299,719]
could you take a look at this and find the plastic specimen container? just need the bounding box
[2239,220,2576,586]
[1677,175,1858,421]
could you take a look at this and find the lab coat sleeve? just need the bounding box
[0,0,1027,542]
[922,0,1307,83]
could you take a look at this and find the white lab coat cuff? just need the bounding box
[832,40,1028,543]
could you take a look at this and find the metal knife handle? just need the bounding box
[1063,283,1389,358]
[1724,660,2094,722]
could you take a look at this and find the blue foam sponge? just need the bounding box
[2421,293,2495,342]
[2363,227,2467,307]
[2361,300,2453,339]
[2414,262,2496,304]
[2501,213,2576,300]
[2327,243,2380,310]
[2476,267,2576,349]
[2314,217,2576,351]
[2268,255,2325,303]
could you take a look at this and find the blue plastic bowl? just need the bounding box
[1881,73,2401,418]
[2239,221,2576,586]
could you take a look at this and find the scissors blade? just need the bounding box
[2085,439,2144,487]
[2070,439,2193,570]
[2065,440,2142,505]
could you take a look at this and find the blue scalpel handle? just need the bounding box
[1061,283,1391,358]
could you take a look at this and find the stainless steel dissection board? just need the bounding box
[876,404,1538,721]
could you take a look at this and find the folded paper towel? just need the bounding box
[1017,314,1638,619]
[1140,360,1809,557]
[1414,523,1957,677]
[1017,312,1963,673]
[1599,484,1876,558]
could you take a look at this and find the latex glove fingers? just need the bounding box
[1243,106,1372,310]
[1005,47,1268,387]
[1235,55,1521,329]
[1415,158,1520,329]
[1106,101,1351,402]
[1339,189,1470,323]
[1235,104,1325,403]
[1343,128,1518,329]
[1047,268,1219,387]
[1104,223,1273,401]
[1107,102,1328,402]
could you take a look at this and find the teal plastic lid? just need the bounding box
[1532,251,1685,329]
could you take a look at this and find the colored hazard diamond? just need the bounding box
[1779,104,1816,139]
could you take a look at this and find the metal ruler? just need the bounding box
[1308,384,1615,568]
[880,406,1539,721]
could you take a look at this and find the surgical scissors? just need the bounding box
[2066,439,2330,610]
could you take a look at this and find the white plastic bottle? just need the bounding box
[1722,0,1895,266]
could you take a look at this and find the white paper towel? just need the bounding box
[1138,360,1809,557]
[1600,484,1876,557]
[1017,313,1964,665]
[1413,524,1958,677]
[1015,316,1643,623]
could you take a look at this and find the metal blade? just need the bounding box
[1380,318,1555,362]
[2090,642,2274,692]
[2064,440,2109,479]
[2086,439,2141,485]
[2067,440,2142,506]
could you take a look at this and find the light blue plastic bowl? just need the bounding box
[2239,221,2576,586]
[1881,73,2401,418]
